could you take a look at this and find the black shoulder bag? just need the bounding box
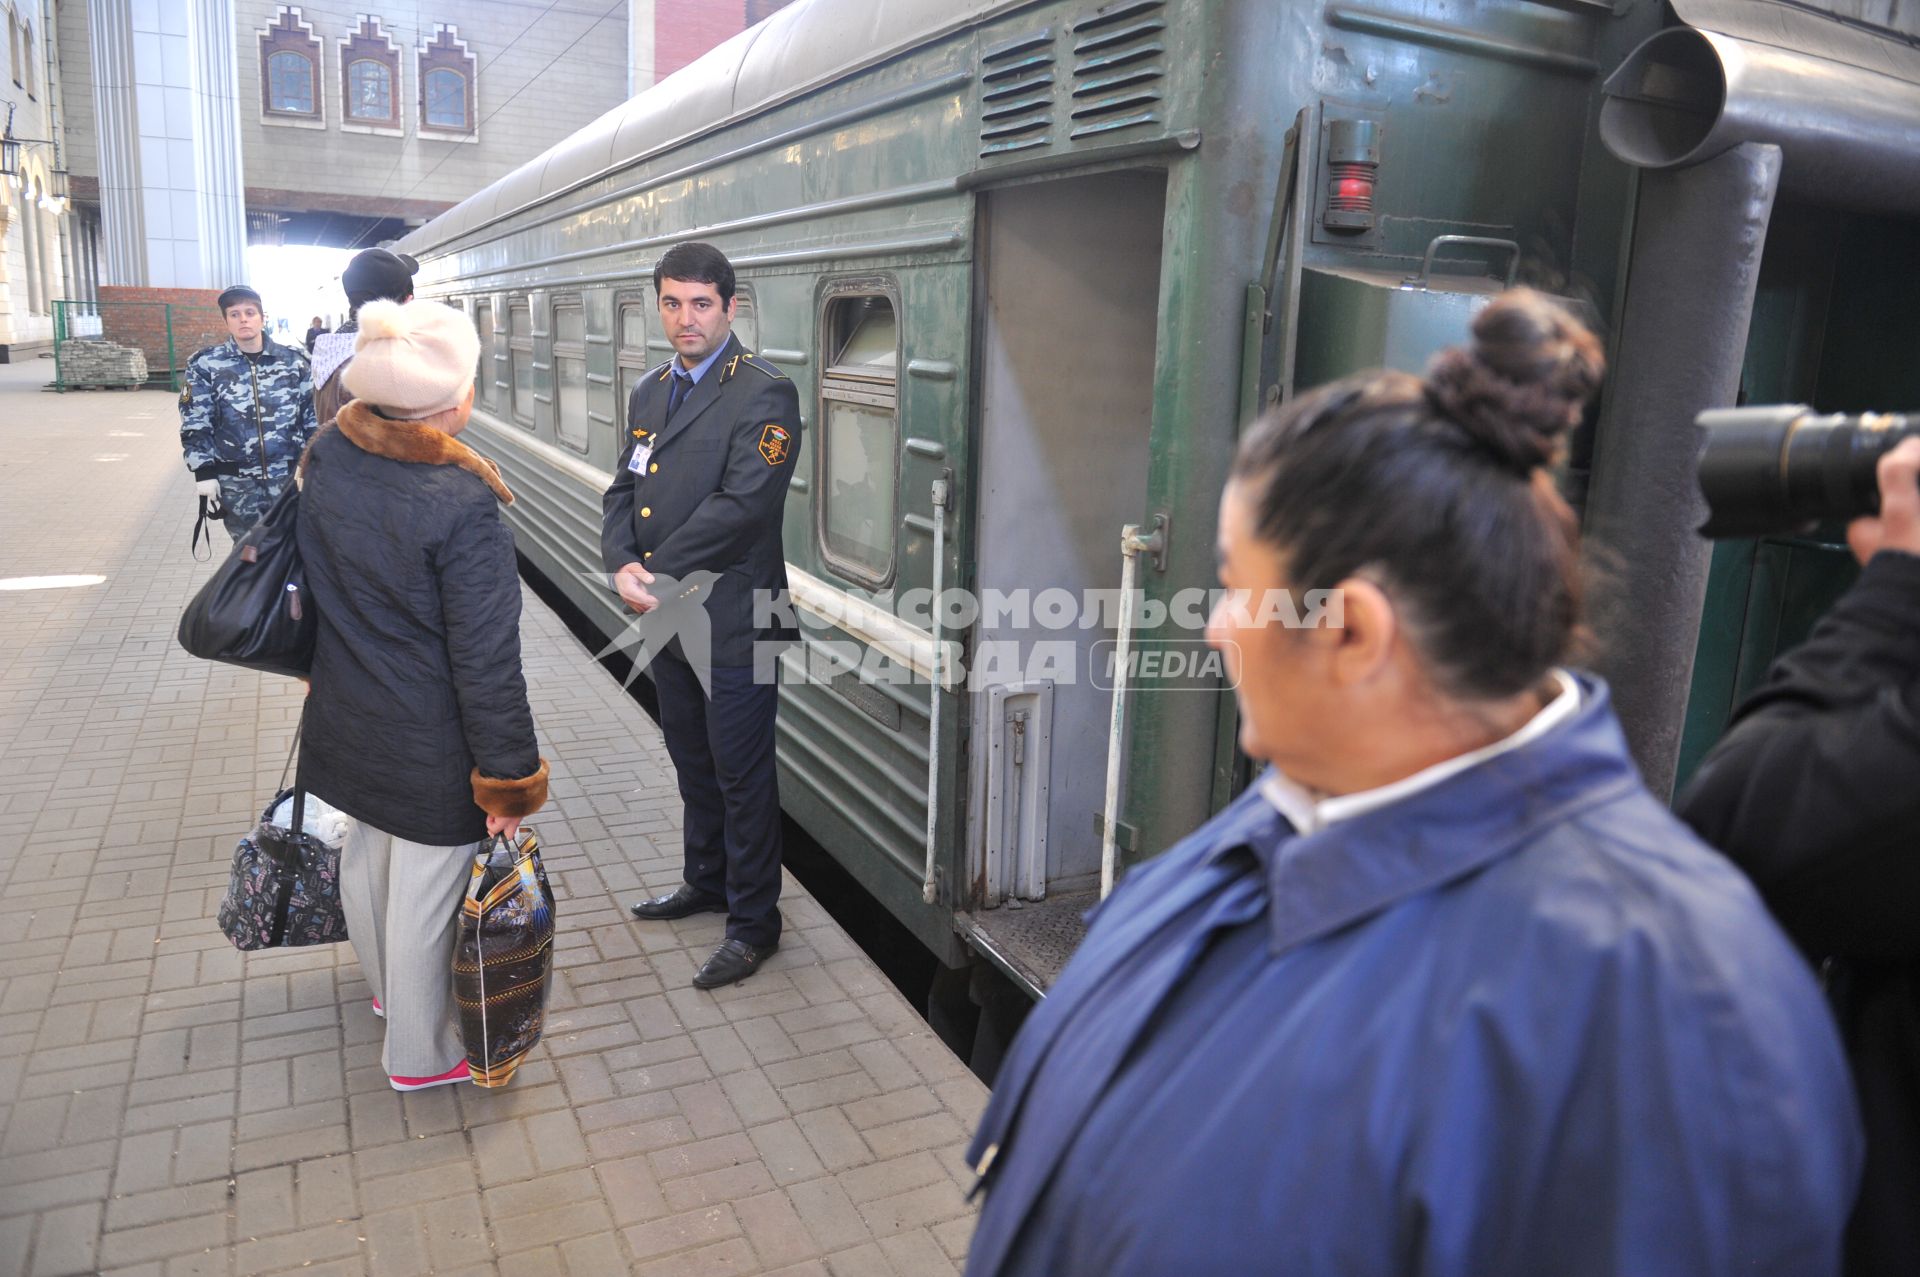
[178,481,315,678]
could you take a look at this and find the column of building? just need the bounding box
[89,0,246,377]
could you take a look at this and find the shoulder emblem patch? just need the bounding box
[179,388,192,408]
[757,423,792,466]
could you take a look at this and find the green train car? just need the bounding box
[399,0,1920,1002]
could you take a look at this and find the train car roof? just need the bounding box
[399,0,1014,257]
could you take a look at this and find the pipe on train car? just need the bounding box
[1599,3,1920,215]
[1581,142,1782,799]
[1587,2,1920,794]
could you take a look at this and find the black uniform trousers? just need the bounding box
[652,653,783,947]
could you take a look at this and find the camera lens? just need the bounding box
[1696,406,1920,538]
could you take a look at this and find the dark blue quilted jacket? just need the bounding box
[296,402,541,846]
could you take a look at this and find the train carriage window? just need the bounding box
[508,300,534,429]
[818,296,899,586]
[732,289,758,354]
[473,301,494,408]
[616,299,650,420]
[553,298,589,454]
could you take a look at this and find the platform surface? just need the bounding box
[0,359,987,1277]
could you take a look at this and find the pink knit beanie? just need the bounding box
[344,299,480,418]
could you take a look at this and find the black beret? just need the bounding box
[342,248,419,302]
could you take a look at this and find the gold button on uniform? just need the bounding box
[644,551,653,559]
[649,463,659,473]
[641,506,652,518]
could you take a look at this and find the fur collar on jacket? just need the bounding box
[304,400,514,505]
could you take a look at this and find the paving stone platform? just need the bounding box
[0,360,987,1277]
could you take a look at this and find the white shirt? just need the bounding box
[1259,669,1582,835]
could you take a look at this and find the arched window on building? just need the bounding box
[424,68,465,128]
[418,25,477,139]
[259,7,324,127]
[339,16,402,134]
[267,50,315,114]
[21,21,34,98]
[8,8,21,90]
[347,59,392,119]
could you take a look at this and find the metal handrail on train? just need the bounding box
[1102,519,1166,898]
[921,477,950,905]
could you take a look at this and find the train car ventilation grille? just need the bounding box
[1068,0,1167,140]
[978,27,1057,157]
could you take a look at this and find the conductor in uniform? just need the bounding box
[602,242,803,989]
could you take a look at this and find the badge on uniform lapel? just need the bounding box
[757,424,792,466]
[179,387,192,408]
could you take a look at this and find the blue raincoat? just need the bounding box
[965,676,1861,1277]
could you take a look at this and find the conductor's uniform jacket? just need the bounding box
[600,331,801,951]
[600,333,802,668]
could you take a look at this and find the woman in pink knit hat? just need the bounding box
[296,298,548,1091]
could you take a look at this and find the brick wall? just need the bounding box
[98,286,229,376]
[654,1,751,81]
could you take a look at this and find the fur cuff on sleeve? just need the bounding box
[472,759,549,818]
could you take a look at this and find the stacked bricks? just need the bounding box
[98,286,229,381]
[57,339,149,387]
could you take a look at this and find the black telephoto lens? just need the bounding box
[1696,406,1920,539]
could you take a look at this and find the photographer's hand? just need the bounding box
[1848,438,1920,565]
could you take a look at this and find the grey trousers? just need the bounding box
[338,820,483,1079]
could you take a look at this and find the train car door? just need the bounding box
[963,169,1167,988]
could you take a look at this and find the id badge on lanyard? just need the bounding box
[628,441,653,474]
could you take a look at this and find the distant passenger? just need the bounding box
[964,292,1863,1277]
[304,315,328,353]
[312,248,417,426]
[178,284,318,541]
[602,241,802,990]
[296,298,547,1092]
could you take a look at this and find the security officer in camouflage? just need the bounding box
[179,285,319,541]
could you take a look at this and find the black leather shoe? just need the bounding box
[628,885,727,921]
[692,938,777,989]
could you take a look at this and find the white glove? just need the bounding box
[196,478,222,499]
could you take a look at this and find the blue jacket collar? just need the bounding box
[1208,673,1642,954]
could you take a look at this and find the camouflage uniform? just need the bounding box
[179,336,318,539]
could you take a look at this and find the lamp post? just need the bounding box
[1,100,63,206]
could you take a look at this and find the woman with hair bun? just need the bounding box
[964,291,1862,1277]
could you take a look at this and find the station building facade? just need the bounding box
[7,0,790,366]
[2,0,78,362]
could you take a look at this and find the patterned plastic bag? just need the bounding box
[453,830,556,1088]
[217,787,348,951]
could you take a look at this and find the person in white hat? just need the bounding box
[293,298,548,1091]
